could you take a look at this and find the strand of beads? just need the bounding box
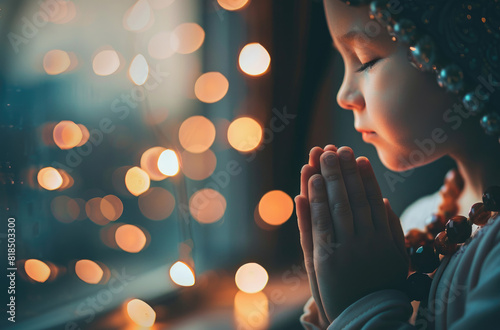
[403,169,500,302]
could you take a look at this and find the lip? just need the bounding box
[361,131,377,141]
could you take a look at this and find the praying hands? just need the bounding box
[295,145,410,324]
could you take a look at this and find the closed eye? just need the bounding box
[355,58,381,73]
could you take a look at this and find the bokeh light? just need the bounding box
[234,291,269,330]
[123,0,154,32]
[157,149,180,176]
[57,169,74,190]
[189,189,226,224]
[194,72,229,103]
[43,50,71,75]
[180,149,217,180]
[140,147,168,181]
[217,0,250,11]
[148,31,174,59]
[178,116,216,153]
[37,167,63,191]
[126,299,156,327]
[86,197,110,226]
[239,43,271,76]
[227,117,262,152]
[169,261,195,286]
[42,0,77,24]
[115,224,147,253]
[258,190,294,226]
[128,54,149,86]
[100,195,123,221]
[235,263,269,293]
[125,167,150,196]
[53,120,83,150]
[93,49,120,76]
[51,195,79,223]
[138,187,175,220]
[76,124,90,147]
[171,23,205,54]
[75,260,104,284]
[24,259,51,283]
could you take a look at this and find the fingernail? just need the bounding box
[325,154,336,166]
[313,177,323,188]
[340,149,352,160]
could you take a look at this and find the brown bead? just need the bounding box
[425,213,446,237]
[434,231,458,255]
[444,168,464,192]
[405,229,431,249]
[439,203,459,219]
[468,202,492,227]
[445,215,471,243]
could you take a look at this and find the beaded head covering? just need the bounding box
[338,0,500,143]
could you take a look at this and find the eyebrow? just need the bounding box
[332,30,371,51]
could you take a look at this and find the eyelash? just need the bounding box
[356,58,380,73]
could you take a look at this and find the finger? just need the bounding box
[294,195,330,325]
[301,164,318,197]
[308,174,338,257]
[357,156,389,233]
[336,147,373,235]
[384,198,408,262]
[308,146,324,170]
[323,144,338,152]
[316,153,354,242]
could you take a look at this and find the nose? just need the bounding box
[336,72,365,112]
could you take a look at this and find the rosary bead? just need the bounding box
[437,64,465,93]
[408,35,437,72]
[439,203,459,220]
[405,229,432,249]
[405,272,433,302]
[410,244,441,273]
[480,112,500,136]
[445,215,472,244]
[425,213,446,237]
[434,231,458,255]
[468,202,492,226]
[482,186,500,211]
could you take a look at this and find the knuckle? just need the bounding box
[331,201,351,217]
[341,166,358,176]
[323,172,341,182]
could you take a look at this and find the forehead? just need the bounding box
[323,1,372,41]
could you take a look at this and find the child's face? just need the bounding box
[324,0,461,172]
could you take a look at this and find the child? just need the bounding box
[294,0,500,329]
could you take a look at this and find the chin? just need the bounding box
[375,147,418,173]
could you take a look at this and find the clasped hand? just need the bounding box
[295,145,409,325]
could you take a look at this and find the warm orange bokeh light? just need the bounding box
[93,49,120,76]
[189,189,226,224]
[86,197,110,226]
[258,190,294,226]
[51,195,80,223]
[178,116,216,153]
[138,187,175,220]
[194,72,229,103]
[100,195,123,221]
[239,43,271,76]
[235,262,269,293]
[171,23,205,54]
[157,149,180,176]
[218,0,250,11]
[169,261,195,286]
[75,260,104,284]
[180,150,216,180]
[140,147,168,181]
[227,117,262,152]
[37,167,63,190]
[128,54,149,86]
[126,299,156,327]
[234,291,269,330]
[148,31,174,60]
[123,0,154,32]
[53,120,83,150]
[43,50,71,75]
[24,259,51,283]
[125,167,150,196]
[76,124,89,147]
[115,224,147,253]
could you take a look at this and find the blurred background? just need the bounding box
[0,0,455,329]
